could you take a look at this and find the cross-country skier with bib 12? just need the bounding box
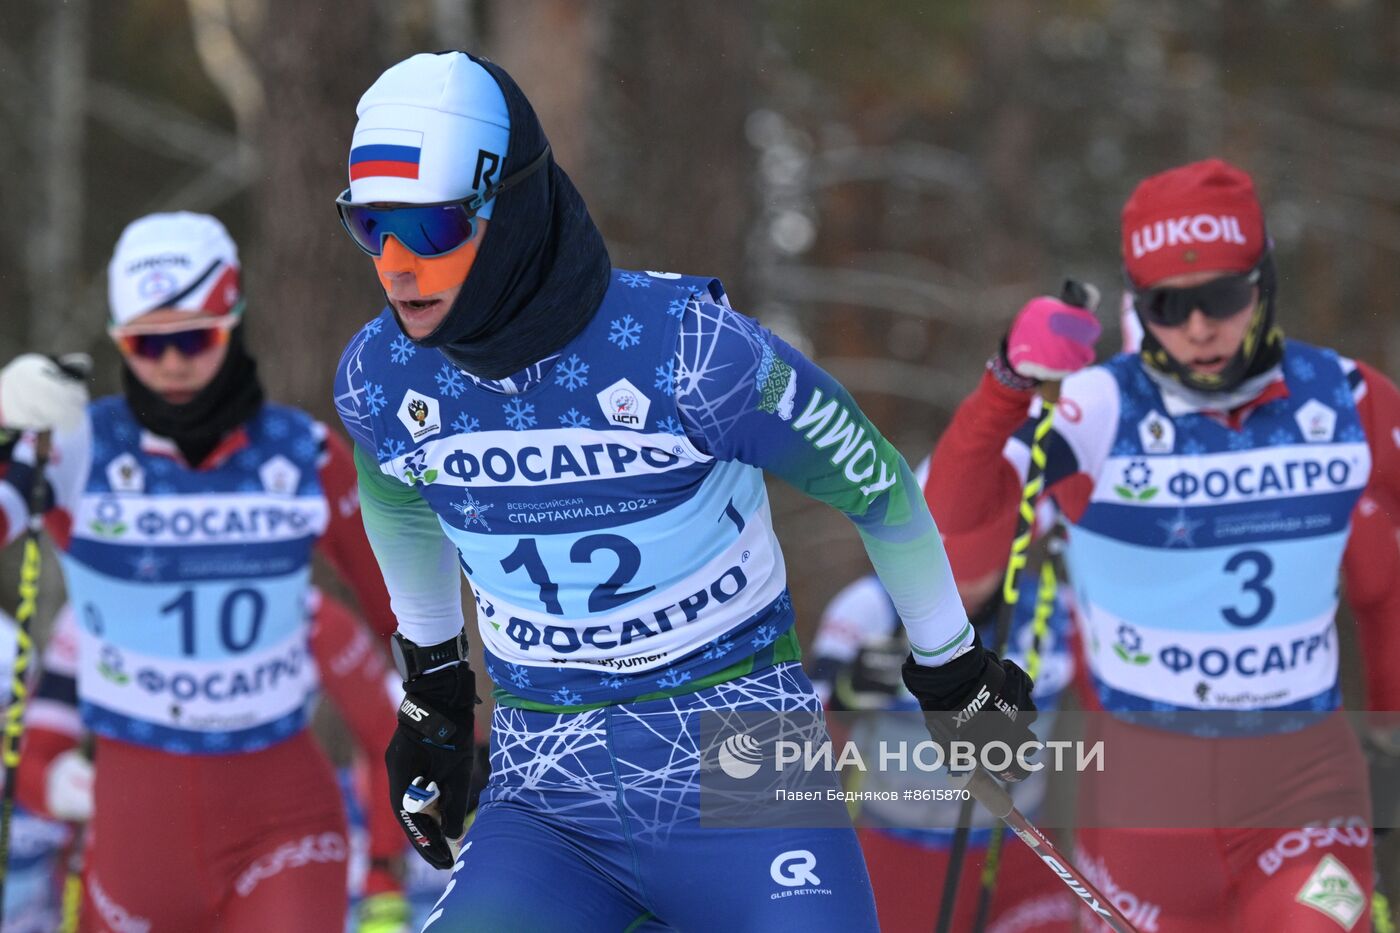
[332,51,1037,932]
[0,213,402,932]
[926,158,1400,931]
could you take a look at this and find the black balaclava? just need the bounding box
[400,53,612,381]
[122,324,264,467]
[1136,252,1285,395]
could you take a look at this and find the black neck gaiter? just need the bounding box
[1137,253,1285,395]
[121,325,265,467]
[397,53,612,381]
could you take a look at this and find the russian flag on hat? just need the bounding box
[347,52,510,211]
[349,128,424,181]
[107,212,243,326]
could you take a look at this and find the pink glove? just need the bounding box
[1005,296,1101,381]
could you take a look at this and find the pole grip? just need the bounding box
[1036,278,1098,406]
[952,768,1014,821]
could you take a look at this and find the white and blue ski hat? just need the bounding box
[348,52,511,217]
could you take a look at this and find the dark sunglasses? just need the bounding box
[335,145,551,258]
[110,318,236,360]
[1131,261,1263,328]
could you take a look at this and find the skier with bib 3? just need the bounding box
[926,159,1400,931]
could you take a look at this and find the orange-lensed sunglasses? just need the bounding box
[109,316,238,360]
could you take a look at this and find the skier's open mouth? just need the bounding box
[1192,355,1227,373]
[394,297,447,325]
[390,294,452,338]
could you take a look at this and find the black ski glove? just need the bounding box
[902,632,1038,782]
[386,662,477,869]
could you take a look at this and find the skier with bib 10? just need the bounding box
[0,213,405,931]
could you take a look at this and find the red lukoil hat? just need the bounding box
[1121,158,1266,288]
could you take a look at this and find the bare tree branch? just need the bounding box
[151,150,256,214]
[186,0,266,134]
[86,81,239,163]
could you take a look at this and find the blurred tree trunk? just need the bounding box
[971,0,1046,292]
[17,0,85,634]
[430,0,474,46]
[485,0,600,171]
[27,0,88,351]
[485,1,758,292]
[593,2,759,296]
[243,0,382,417]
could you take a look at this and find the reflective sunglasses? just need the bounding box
[335,145,551,258]
[110,316,238,360]
[1131,261,1263,328]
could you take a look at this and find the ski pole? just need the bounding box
[971,549,1058,932]
[58,815,87,933]
[958,767,1140,932]
[934,280,1096,932]
[58,739,93,933]
[933,548,1053,933]
[0,432,52,912]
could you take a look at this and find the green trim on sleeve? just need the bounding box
[910,621,974,659]
[353,443,423,506]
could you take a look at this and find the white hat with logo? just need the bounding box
[107,212,243,327]
[348,52,511,213]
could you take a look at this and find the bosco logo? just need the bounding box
[596,378,651,431]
